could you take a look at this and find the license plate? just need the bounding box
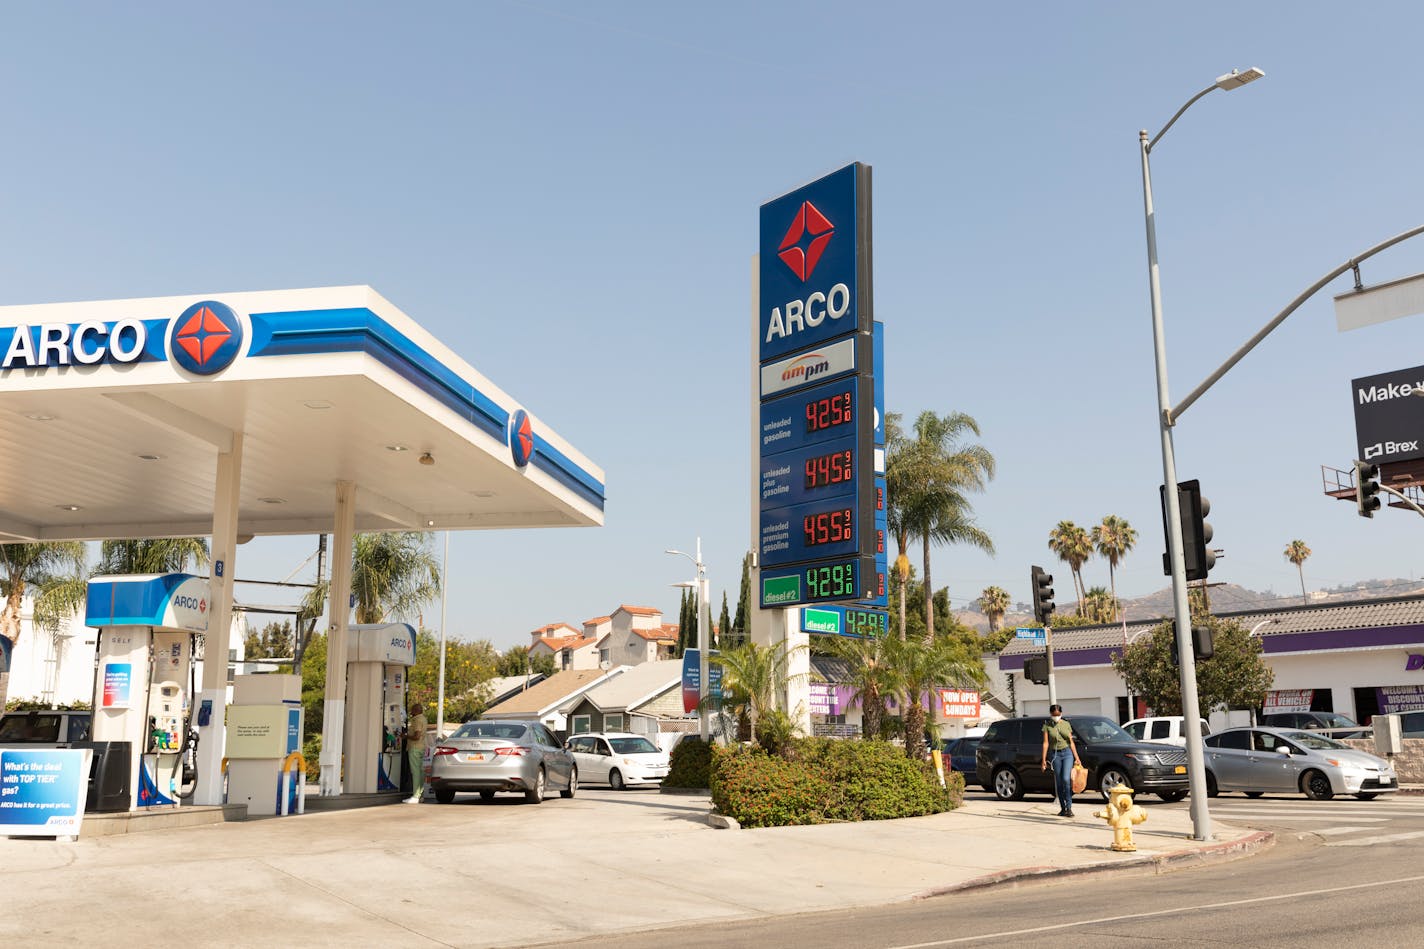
[1174,766,1186,774]
[460,753,486,763]
[1379,776,1394,784]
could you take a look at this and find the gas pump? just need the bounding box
[343,623,417,795]
[86,574,208,810]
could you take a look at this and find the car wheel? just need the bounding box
[1357,792,1379,801]
[479,789,496,802]
[1158,790,1187,803]
[1098,767,1132,800]
[435,788,455,805]
[1245,791,1264,799]
[991,766,1023,801]
[610,769,626,791]
[524,768,546,804]
[1301,769,1334,801]
[561,768,578,799]
[1205,771,1219,798]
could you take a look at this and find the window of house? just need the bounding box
[599,648,609,664]
[571,714,591,735]
[605,713,624,731]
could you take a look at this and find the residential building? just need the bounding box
[482,667,625,735]
[606,604,678,666]
[562,660,693,738]
[527,622,599,671]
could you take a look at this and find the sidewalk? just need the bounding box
[0,792,1269,948]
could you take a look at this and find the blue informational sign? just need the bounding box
[1015,627,1047,643]
[759,496,864,568]
[0,748,91,837]
[759,164,872,362]
[801,604,889,638]
[760,556,877,608]
[759,375,869,456]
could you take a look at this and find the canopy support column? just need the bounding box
[194,432,243,807]
[320,481,356,796]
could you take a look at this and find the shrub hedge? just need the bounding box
[710,738,963,828]
[663,735,712,789]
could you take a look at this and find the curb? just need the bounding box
[917,829,1275,898]
[658,785,710,796]
[706,813,740,830]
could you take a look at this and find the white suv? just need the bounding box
[564,732,670,789]
[1122,716,1209,746]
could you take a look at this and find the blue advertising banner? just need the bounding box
[759,164,872,362]
[0,748,91,837]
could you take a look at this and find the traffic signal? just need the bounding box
[1024,654,1049,685]
[1170,624,1215,665]
[1355,460,1382,518]
[1030,565,1055,625]
[1161,479,1215,582]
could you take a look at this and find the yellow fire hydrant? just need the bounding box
[1093,784,1147,852]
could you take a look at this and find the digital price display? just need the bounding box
[803,506,853,547]
[760,376,871,455]
[804,448,853,490]
[801,605,890,639]
[761,556,878,608]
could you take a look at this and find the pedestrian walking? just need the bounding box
[1039,704,1081,817]
[405,702,428,804]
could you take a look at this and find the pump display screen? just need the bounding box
[803,507,853,547]
[805,389,854,434]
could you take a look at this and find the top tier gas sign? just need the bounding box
[759,164,873,362]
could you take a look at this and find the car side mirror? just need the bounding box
[1276,747,1293,756]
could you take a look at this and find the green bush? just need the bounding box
[710,738,962,828]
[663,735,712,788]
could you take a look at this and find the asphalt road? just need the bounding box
[541,789,1424,949]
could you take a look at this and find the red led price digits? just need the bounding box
[802,507,853,547]
[803,449,853,489]
[804,391,853,433]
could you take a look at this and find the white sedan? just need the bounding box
[565,733,670,789]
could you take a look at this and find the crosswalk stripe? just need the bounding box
[1214,814,1388,823]
[1314,826,1380,836]
[1326,830,1424,847]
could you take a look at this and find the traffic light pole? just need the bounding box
[1045,626,1057,707]
[1142,129,1212,841]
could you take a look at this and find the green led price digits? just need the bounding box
[804,561,856,600]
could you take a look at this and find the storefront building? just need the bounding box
[997,594,1424,727]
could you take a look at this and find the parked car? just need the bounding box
[975,715,1190,802]
[1122,716,1209,746]
[943,737,981,786]
[565,733,670,789]
[1257,711,1368,738]
[0,709,91,744]
[429,720,576,804]
[1202,726,1396,800]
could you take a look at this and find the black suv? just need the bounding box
[975,715,1190,802]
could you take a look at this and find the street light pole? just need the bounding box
[1140,67,1263,842]
[666,540,710,741]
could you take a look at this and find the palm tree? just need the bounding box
[716,639,805,745]
[979,585,1010,633]
[94,538,208,575]
[886,410,995,641]
[1091,515,1137,620]
[1082,586,1117,624]
[1047,521,1093,615]
[0,542,87,706]
[824,634,896,740]
[886,634,981,762]
[1284,540,1312,606]
[305,532,442,627]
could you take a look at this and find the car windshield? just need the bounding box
[1071,718,1136,744]
[609,737,659,755]
[0,714,60,742]
[451,722,528,741]
[1316,714,1358,728]
[1285,730,1348,750]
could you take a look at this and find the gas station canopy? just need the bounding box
[0,285,604,541]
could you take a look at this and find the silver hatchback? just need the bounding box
[1203,726,1397,800]
[430,720,576,804]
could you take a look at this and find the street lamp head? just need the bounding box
[1215,67,1265,91]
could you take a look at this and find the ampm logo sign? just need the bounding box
[169,301,244,376]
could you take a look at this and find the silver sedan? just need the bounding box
[1202,726,1397,800]
[430,720,576,804]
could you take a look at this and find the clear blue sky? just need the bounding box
[4,2,1423,649]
